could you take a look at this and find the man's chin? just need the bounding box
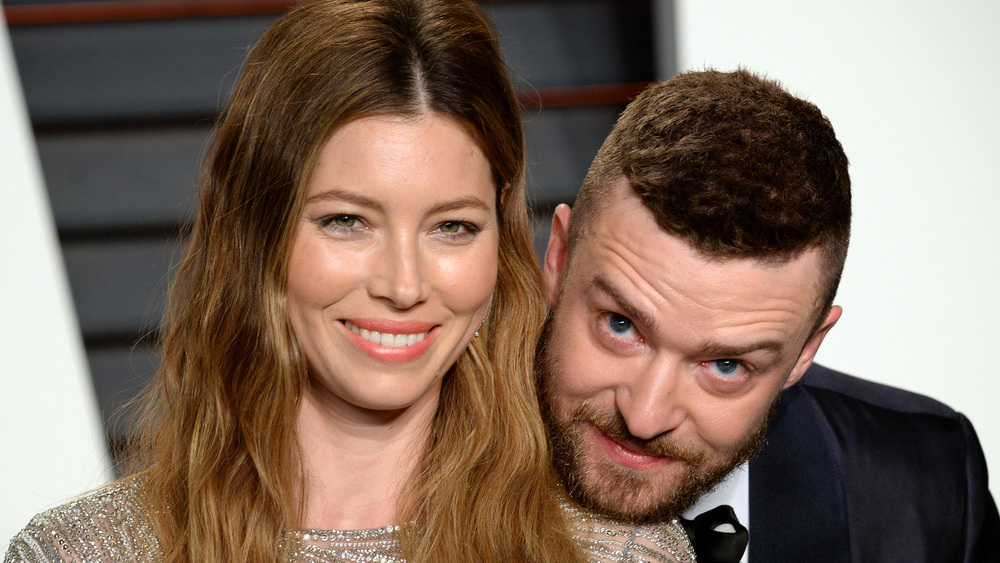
[560,417,773,525]
[562,457,711,525]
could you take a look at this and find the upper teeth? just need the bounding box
[345,321,429,348]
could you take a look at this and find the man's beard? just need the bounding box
[535,312,778,525]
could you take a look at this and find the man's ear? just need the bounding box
[542,204,572,308]
[784,305,842,389]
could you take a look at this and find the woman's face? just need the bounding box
[287,113,499,416]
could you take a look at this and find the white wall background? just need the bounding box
[664,0,1000,486]
[0,11,112,543]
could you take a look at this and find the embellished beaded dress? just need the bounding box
[5,480,696,562]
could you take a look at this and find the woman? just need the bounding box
[6,1,693,561]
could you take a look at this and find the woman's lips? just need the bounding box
[340,319,437,362]
[344,320,430,348]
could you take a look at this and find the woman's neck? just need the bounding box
[295,381,437,531]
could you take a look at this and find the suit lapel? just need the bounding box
[748,381,852,562]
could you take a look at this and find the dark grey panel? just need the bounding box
[37,125,209,232]
[9,15,277,123]
[62,237,183,337]
[10,3,652,124]
[531,211,554,264]
[33,106,614,232]
[87,344,158,439]
[654,0,678,79]
[486,0,655,89]
[523,104,624,206]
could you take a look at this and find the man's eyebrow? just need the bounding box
[592,274,659,331]
[305,188,382,211]
[697,340,784,363]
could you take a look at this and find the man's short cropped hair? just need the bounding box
[570,69,851,327]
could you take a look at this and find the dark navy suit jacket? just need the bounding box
[748,363,1000,561]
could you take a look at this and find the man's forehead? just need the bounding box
[568,188,826,334]
[579,181,822,283]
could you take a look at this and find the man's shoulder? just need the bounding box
[794,362,960,420]
[767,365,1000,562]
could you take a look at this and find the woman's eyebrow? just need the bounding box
[426,196,492,215]
[305,188,382,211]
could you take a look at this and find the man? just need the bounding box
[537,69,999,561]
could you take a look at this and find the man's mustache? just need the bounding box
[571,401,705,466]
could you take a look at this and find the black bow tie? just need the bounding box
[680,505,749,563]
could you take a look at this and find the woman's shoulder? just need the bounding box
[4,479,160,563]
[562,499,696,563]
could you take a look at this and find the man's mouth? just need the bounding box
[592,426,672,470]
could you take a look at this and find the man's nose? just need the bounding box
[367,234,430,309]
[615,358,687,440]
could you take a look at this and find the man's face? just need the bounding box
[539,179,840,523]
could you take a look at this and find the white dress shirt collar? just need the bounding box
[682,461,750,563]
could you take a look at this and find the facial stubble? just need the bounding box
[535,312,778,525]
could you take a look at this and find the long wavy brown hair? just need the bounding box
[127,0,582,561]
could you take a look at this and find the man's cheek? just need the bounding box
[554,361,593,397]
[697,414,752,453]
[566,353,614,392]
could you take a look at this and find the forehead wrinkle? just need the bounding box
[605,222,817,320]
[586,198,815,352]
[591,273,660,333]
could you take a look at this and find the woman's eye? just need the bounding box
[434,221,480,239]
[705,359,746,378]
[316,214,363,232]
[439,221,462,233]
[331,215,357,228]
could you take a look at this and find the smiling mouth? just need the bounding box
[344,320,430,348]
[591,426,674,471]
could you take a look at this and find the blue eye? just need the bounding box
[604,313,643,343]
[707,359,744,378]
[608,314,633,334]
[597,312,645,349]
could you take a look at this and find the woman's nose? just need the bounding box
[367,234,431,309]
